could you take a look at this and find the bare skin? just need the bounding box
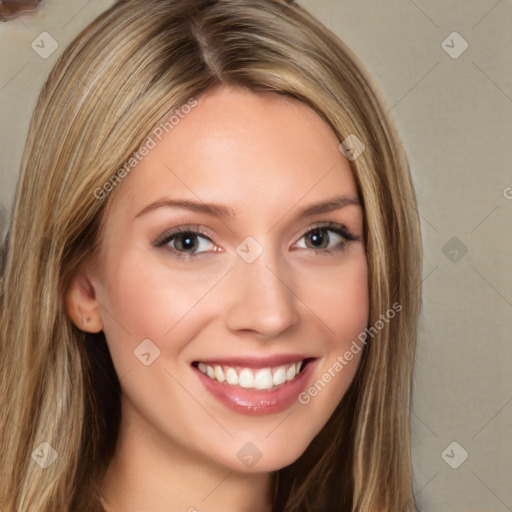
[66,85,368,512]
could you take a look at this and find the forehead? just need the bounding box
[110,85,358,218]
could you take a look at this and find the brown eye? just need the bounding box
[304,228,330,249]
[295,223,358,255]
[154,227,217,261]
[173,232,201,252]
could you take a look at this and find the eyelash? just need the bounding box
[153,222,359,261]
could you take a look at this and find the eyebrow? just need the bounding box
[135,198,235,219]
[134,195,360,220]
[297,196,360,217]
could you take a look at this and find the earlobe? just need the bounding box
[64,268,104,333]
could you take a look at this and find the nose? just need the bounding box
[224,250,300,338]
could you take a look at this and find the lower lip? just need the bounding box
[194,360,316,416]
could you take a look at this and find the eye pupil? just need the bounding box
[307,229,328,249]
[176,233,198,252]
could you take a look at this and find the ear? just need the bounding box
[64,263,104,333]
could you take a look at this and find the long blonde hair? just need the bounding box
[0,0,422,510]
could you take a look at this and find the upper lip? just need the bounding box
[192,354,315,369]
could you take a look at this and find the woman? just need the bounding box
[0,0,422,510]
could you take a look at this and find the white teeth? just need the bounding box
[286,364,297,381]
[238,369,255,388]
[272,366,287,386]
[196,360,306,390]
[225,367,239,385]
[254,368,273,390]
[214,365,225,383]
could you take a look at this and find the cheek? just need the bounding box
[297,253,368,410]
[306,250,369,347]
[329,258,369,344]
[94,248,222,371]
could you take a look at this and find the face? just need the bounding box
[77,85,368,473]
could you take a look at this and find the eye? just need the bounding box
[153,222,359,261]
[153,226,217,260]
[294,222,357,254]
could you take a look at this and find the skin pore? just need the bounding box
[65,85,369,512]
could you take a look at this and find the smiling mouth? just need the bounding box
[192,359,313,391]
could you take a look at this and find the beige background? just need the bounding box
[1,1,511,510]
